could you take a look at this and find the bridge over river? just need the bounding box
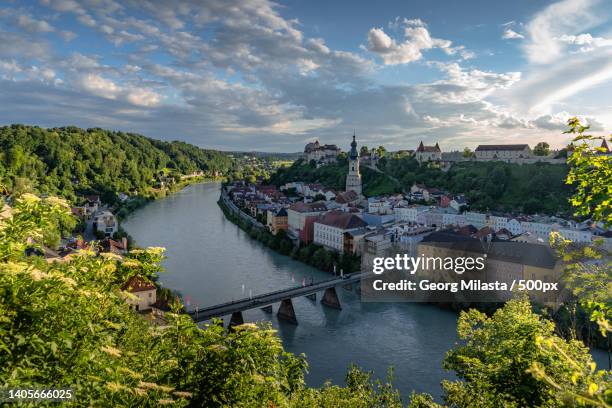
[187,272,366,325]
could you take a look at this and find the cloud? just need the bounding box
[524,0,603,64]
[75,73,161,107]
[59,30,77,41]
[556,33,612,51]
[502,29,524,40]
[16,14,55,33]
[530,112,604,131]
[0,0,607,151]
[366,19,468,65]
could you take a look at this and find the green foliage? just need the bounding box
[268,159,400,197]
[0,124,233,203]
[0,193,76,254]
[462,148,475,159]
[564,118,612,226]
[378,156,571,215]
[0,193,401,407]
[534,142,551,156]
[442,297,610,407]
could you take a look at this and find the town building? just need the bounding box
[303,140,341,165]
[287,201,328,234]
[122,275,157,312]
[345,133,363,196]
[394,205,429,223]
[267,208,288,235]
[464,211,487,229]
[474,144,532,161]
[313,211,368,252]
[93,210,118,237]
[449,195,467,212]
[415,141,442,162]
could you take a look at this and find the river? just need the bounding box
[122,182,608,400]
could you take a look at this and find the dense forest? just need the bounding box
[269,153,572,216]
[0,124,235,204]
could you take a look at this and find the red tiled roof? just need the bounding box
[416,141,441,152]
[474,226,494,239]
[289,201,327,213]
[316,211,367,230]
[335,190,359,204]
[121,276,156,293]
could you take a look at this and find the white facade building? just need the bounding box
[464,211,487,229]
[313,211,368,252]
[394,205,429,223]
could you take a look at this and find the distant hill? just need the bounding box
[0,124,234,202]
[228,151,302,161]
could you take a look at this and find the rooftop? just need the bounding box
[121,275,156,293]
[475,144,529,151]
[316,211,368,230]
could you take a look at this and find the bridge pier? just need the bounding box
[261,305,273,313]
[321,287,342,310]
[229,311,244,328]
[305,293,316,301]
[277,298,298,324]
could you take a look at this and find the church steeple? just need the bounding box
[346,131,362,196]
[349,131,358,159]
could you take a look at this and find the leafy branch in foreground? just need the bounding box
[0,193,403,407]
[564,117,612,227]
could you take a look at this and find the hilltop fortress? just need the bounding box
[302,138,603,166]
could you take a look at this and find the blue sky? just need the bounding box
[1,0,611,151]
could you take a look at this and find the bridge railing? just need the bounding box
[186,272,363,315]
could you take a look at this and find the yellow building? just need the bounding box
[267,208,288,235]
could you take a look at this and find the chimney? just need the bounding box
[122,237,128,251]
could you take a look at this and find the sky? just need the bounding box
[1,0,612,152]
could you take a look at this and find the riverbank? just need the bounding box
[217,187,610,357]
[217,191,360,275]
[115,176,225,221]
[121,182,462,397]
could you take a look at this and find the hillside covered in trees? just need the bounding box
[0,124,235,203]
[270,153,571,216]
[269,155,401,197]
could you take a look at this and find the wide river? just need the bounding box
[123,182,608,399]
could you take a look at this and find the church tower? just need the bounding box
[345,132,362,195]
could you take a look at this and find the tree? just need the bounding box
[534,142,551,156]
[462,147,475,158]
[0,192,404,407]
[564,118,612,226]
[376,145,386,158]
[442,297,608,408]
[360,146,369,156]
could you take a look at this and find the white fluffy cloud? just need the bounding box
[556,33,612,51]
[366,19,468,65]
[75,73,161,107]
[0,0,608,151]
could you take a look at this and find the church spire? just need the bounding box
[349,131,358,159]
